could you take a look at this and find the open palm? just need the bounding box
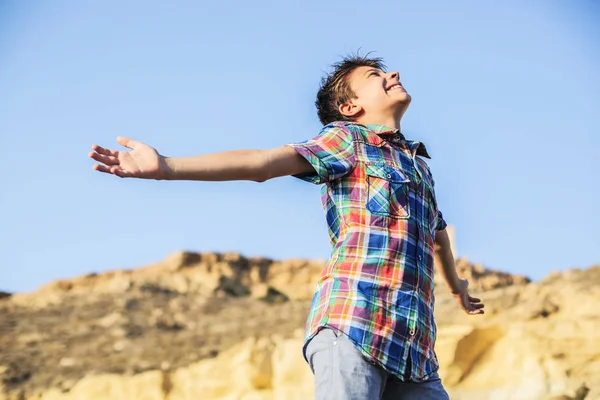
[89,136,167,179]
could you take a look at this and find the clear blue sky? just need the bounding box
[1,0,598,293]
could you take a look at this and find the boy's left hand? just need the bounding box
[452,279,485,315]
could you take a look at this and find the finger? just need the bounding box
[117,136,141,150]
[110,166,134,178]
[471,303,485,309]
[469,296,481,303]
[465,308,483,315]
[92,164,113,174]
[93,163,134,178]
[91,144,119,158]
[89,152,120,166]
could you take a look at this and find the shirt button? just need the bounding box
[386,173,392,178]
[418,255,422,261]
[409,329,415,336]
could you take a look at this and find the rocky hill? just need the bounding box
[0,252,598,400]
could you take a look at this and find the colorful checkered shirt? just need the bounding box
[286,121,447,382]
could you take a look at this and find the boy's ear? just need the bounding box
[339,101,363,118]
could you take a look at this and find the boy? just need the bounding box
[89,54,484,399]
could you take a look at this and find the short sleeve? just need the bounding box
[285,122,356,184]
[435,210,448,231]
[420,158,447,232]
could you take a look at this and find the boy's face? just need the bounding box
[341,66,411,121]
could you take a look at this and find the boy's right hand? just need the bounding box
[89,136,168,180]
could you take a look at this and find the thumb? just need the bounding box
[116,136,141,150]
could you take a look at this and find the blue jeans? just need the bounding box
[305,328,450,400]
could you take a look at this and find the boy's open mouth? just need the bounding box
[386,83,404,92]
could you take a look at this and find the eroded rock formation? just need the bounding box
[1,252,597,400]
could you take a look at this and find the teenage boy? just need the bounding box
[89,55,484,400]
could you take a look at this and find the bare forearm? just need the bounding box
[162,146,314,182]
[434,229,462,294]
[163,149,270,182]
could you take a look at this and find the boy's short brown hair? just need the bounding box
[316,54,386,126]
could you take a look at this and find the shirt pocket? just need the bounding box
[365,164,410,219]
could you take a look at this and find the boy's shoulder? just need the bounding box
[319,120,355,133]
[319,121,418,153]
[322,120,365,130]
[316,122,433,163]
[318,121,374,142]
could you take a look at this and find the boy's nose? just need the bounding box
[388,71,399,80]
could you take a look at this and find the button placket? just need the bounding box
[402,345,410,360]
[404,316,417,360]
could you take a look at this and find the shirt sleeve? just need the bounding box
[435,210,448,231]
[285,122,356,184]
[420,157,448,232]
[431,173,447,231]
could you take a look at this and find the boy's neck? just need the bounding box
[355,106,408,132]
[357,116,401,132]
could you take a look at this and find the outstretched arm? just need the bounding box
[89,137,314,182]
[435,229,485,315]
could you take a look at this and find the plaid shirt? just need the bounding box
[287,121,447,382]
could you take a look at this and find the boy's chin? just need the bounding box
[393,94,412,108]
[398,93,411,103]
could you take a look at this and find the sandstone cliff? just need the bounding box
[0,252,597,400]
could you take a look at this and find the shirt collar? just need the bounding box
[363,124,431,159]
[365,124,399,135]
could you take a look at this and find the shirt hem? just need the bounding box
[302,322,440,383]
